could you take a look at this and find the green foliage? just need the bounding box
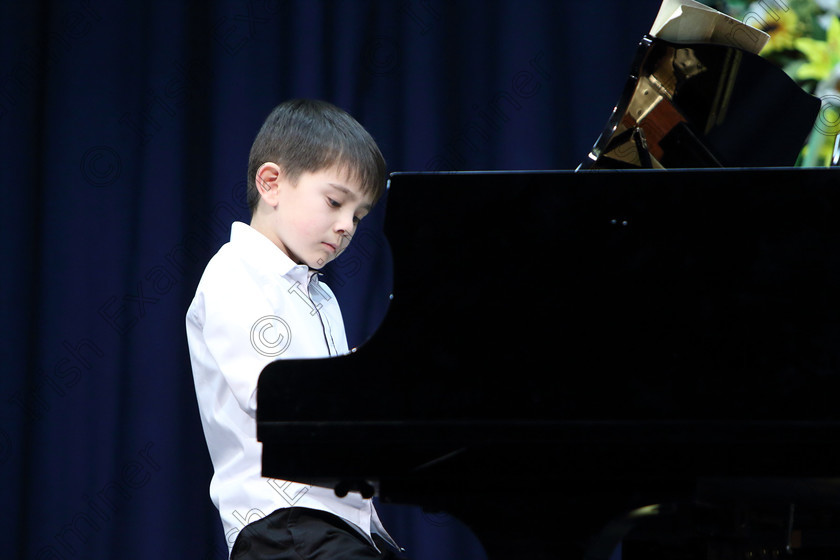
[700,0,840,165]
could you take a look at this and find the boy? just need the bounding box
[186,99,401,559]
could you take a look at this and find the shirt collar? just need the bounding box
[230,222,323,286]
[229,221,321,285]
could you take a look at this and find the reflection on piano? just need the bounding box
[259,167,840,560]
[580,36,820,169]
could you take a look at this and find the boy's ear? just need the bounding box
[255,162,283,207]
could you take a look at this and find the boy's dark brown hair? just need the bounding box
[247,99,387,214]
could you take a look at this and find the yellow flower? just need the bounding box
[795,17,840,82]
[750,5,802,54]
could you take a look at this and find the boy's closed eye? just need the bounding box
[327,197,366,224]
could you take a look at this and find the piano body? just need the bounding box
[257,35,840,560]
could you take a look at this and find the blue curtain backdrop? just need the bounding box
[0,1,662,558]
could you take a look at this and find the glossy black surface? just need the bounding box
[258,169,840,559]
[581,36,821,169]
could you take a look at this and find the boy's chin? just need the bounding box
[307,255,333,270]
[286,248,332,269]
[308,249,344,270]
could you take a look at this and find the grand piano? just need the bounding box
[257,34,840,560]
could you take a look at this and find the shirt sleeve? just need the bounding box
[186,263,276,416]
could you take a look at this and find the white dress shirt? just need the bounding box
[186,221,394,554]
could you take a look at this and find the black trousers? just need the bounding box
[231,507,408,560]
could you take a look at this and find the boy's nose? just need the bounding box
[335,220,355,242]
[336,213,356,234]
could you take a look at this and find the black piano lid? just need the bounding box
[258,168,840,484]
[263,168,840,419]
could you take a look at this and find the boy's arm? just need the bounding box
[188,281,275,416]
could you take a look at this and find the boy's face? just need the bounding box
[254,164,373,269]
